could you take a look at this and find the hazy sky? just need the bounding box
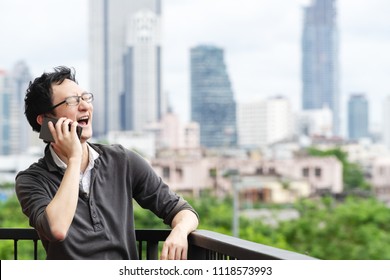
[1,0,389,136]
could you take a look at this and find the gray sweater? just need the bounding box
[15,143,198,259]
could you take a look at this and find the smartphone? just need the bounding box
[39,117,83,142]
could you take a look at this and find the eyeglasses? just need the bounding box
[49,92,94,111]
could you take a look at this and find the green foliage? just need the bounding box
[186,192,390,259]
[239,218,292,251]
[133,201,170,229]
[279,196,390,259]
[186,194,234,235]
[307,147,372,191]
[0,182,14,189]
[0,195,30,227]
[0,195,46,259]
[185,193,292,249]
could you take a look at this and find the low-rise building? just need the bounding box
[370,157,390,203]
[151,151,343,203]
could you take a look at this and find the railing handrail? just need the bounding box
[0,228,40,260]
[0,228,39,240]
[0,228,316,260]
[188,229,316,260]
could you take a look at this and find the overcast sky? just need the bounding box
[1,0,389,136]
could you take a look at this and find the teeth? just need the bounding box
[78,116,89,121]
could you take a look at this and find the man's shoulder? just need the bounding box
[15,157,50,181]
[89,143,148,166]
[89,142,127,154]
[89,143,143,161]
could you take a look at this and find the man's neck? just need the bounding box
[55,143,89,173]
[79,143,89,172]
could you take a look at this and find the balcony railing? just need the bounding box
[0,228,316,260]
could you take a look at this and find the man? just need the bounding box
[15,66,199,260]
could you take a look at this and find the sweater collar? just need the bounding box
[44,142,101,172]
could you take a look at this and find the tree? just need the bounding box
[279,196,390,259]
[0,195,46,259]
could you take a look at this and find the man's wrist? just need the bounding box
[68,157,82,166]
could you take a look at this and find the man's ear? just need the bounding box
[36,114,44,126]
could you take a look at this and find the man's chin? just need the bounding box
[80,132,92,142]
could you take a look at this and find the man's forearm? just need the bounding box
[171,209,199,234]
[45,158,81,241]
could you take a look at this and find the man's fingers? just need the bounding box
[160,242,187,260]
[180,247,188,260]
[160,243,168,260]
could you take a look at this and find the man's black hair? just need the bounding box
[24,66,77,132]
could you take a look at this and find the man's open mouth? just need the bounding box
[77,116,89,126]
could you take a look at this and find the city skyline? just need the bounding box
[0,0,389,137]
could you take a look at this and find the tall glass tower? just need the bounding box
[301,0,339,135]
[190,45,237,148]
[0,70,11,155]
[348,94,369,141]
[12,61,32,154]
[0,62,32,155]
[89,0,162,136]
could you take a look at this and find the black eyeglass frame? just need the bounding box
[48,92,94,111]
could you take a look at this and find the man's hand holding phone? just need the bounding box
[40,117,82,142]
[40,117,84,163]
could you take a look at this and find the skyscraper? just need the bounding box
[0,62,32,155]
[89,0,162,137]
[11,61,33,154]
[190,45,237,148]
[301,0,340,135]
[0,70,11,155]
[383,96,390,149]
[348,94,369,141]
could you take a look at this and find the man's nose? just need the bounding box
[78,99,91,110]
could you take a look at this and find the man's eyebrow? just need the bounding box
[69,91,88,96]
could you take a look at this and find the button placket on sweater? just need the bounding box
[87,169,103,232]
